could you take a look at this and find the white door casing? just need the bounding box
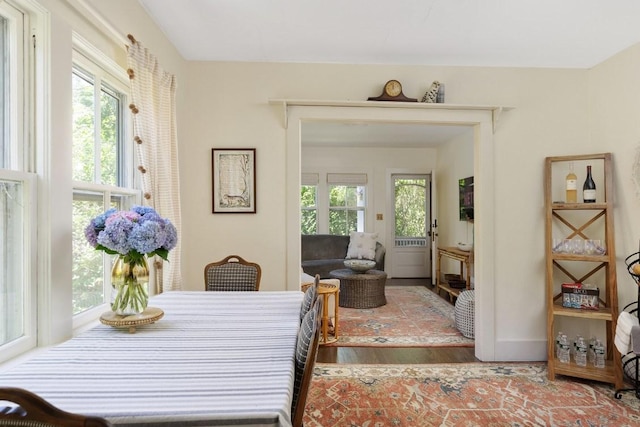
[431,170,439,285]
[280,101,497,361]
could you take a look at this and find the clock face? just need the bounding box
[384,80,402,97]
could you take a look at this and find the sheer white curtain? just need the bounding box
[127,35,182,291]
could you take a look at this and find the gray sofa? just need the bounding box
[301,234,385,279]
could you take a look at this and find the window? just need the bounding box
[300,173,318,235]
[393,176,428,247]
[0,14,7,167]
[0,0,38,361]
[71,46,137,318]
[328,184,365,235]
[327,173,367,235]
[301,172,367,236]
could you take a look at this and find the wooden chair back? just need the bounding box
[0,387,112,427]
[203,255,262,291]
[299,275,320,321]
[291,297,322,427]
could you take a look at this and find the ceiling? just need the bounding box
[138,0,640,147]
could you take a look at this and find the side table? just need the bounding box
[330,269,387,309]
[435,246,473,302]
[317,283,339,344]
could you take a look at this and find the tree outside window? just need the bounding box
[71,57,136,316]
[329,185,365,235]
[394,178,427,241]
[300,185,317,235]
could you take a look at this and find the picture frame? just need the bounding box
[212,148,256,213]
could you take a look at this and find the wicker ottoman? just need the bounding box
[329,269,387,308]
[455,289,475,338]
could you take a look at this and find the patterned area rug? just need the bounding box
[328,286,474,347]
[304,363,640,426]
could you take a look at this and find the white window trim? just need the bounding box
[72,36,134,189]
[0,0,25,170]
[302,170,373,235]
[0,0,45,363]
[70,33,139,331]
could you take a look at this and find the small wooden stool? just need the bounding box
[318,283,339,344]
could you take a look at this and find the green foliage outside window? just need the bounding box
[300,183,366,236]
[395,178,427,238]
[72,71,119,185]
[71,67,125,315]
[72,198,105,313]
[329,185,363,236]
[71,73,95,183]
[300,185,317,235]
[100,89,119,185]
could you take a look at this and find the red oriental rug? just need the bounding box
[327,286,474,347]
[304,363,640,426]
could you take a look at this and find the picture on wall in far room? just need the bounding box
[212,148,256,213]
[459,176,474,221]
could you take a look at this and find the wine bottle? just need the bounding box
[583,165,596,203]
[565,163,577,203]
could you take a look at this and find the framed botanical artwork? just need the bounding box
[212,148,256,213]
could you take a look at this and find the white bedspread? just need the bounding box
[1,291,303,427]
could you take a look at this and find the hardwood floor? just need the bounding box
[316,278,478,364]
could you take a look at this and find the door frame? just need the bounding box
[282,103,496,361]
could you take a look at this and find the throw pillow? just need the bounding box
[346,231,378,260]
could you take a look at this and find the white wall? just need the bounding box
[301,146,438,247]
[588,44,640,310]
[435,131,475,276]
[41,1,640,361]
[174,61,592,360]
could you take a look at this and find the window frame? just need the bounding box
[0,0,39,363]
[71,36,139,330]
[300,171,370,236]
[0,169,37,362]
[0,0,26,172]
[328,183,366,235]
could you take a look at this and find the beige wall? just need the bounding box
[301,146,438,241]
[44,1,640,360]
[589,44,640,308]
[436,131,475,248]
[435,131,475,275]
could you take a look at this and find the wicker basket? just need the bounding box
[454,290,475,338]
[330,269,387,309]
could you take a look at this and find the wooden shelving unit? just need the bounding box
[544,153,622,389]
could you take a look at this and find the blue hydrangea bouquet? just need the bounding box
[85,206,177,315]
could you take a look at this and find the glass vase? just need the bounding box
[111,255,149,315]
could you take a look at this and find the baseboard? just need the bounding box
[491,338,547,362]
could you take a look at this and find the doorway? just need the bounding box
[282,100,497,361]
[390,174,430,278]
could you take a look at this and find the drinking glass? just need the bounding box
[571,239,584,254]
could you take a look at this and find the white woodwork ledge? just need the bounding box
[268,98,514,131]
